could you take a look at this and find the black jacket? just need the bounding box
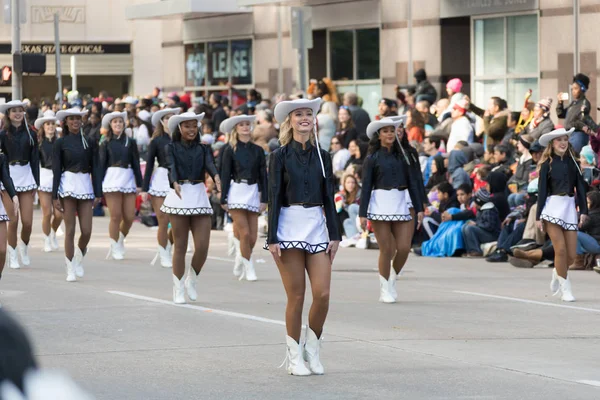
[556,96,591,131]
[0,124,40,186]
[348,105,371,140]
[0,154,16,198]
[142,134,171,192]
[338,127,358,148]
[536,154,588,220]
[580,209,600,241]
[359,147,424,218]
[52,132,102,199]
[165,140,218,187]
[39,137,55,169]
[213,107,228,134]
[219,142,267,205]
[267,140,340,244]
[99,134,143,188]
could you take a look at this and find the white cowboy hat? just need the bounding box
[123,96,138,105]
[34,110,58,130]
[387,115,407,125]
[55,107,88,122]
[101,111,128,129]
[167,112,205,135]
[539,127,575,147]
[151,108,181,128]
[273,97,322,124]
[219,115,256,135]
[138,110,151,123]
[366,118,401,140]
[0,100,27,115]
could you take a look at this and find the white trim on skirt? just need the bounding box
[227,182,260,213]
[10,163,37,192]
[102,167,137,194]
[148,166,170,197]
[263,205,329,254]
[367,188,413,222]
[0,196,9,221]
[160,182,213,215]
[38,167,53,193]
[59,172,95,200]
[540,195,578,231]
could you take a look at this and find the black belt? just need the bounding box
[286,202,323,208]
[178,180,204,185]
[66,168,90,174]
[9,160,29,166]
[234,178,257,185]
[110,164,131,168]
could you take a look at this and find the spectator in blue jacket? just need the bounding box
[461,189,501,257]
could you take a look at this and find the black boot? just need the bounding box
[486,249,508,263]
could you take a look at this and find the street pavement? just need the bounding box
[1,210,600,399]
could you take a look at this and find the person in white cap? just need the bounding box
[359,118,425,304]
[536,127,588,302]
[99,111,143,260]
[141,107,181,268]
[219,115,267,282]
[34,110,63,253]
[160,112,221,304]
[266,97,340,376]
[53,107,103,282]
[0,100,39,270]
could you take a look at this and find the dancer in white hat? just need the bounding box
[53,108,103,282]
[219,115,267,281]
[0,154,19,285]
[359,118,425,304]
[99,111,143,260]
[266,98,340,376]
[536,127,588,302]
[34,110,63,252]
[141,108,181,267]
[0,100,39,270]
[160,112,221,304]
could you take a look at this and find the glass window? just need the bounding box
[230,39,252,86]
[508,78,538,108]
[329,30,353,81]
[185,43,206,87]
[507,15,537,75]
[474,18,504,76]
[356,28,379,80]
[207,41,229,87]
[475,79,505,106]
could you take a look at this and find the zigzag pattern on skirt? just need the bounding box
[102,187,137,194]
[263,240,328,254]
[148,189,169,197]
[15,184,38,192]
[0,215,10,222]
[160,205,213,216]
[59,192,95,200]
[540,214,578,231]
[367,213,412,222]
[228,203,260,213]
[38,186,53,193]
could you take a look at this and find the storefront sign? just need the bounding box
[185,39,252,88]
[0,43,130,55]
[440,0,539,18]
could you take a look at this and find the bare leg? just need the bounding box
[390,211,415,274]
[18,191,35,245]
[564,230,578,269]
[189,215,211,274]
[119,193,137,237]
[306,252,331,338]
[62,198,78,261]
[275,249,307,341]
[170,215,190,279]
[151,196,169,248]
[545,222,568,278]
[5,191,18,248]
[76,200,94,252]
[51,202,63,233]
[104,192,123,241]
[230,210,251,259]
[371,221,395,279]
[0,222,7,276]
[247,212,258,252]
[39,191,53,236]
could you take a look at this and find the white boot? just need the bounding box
[281,336,312,376]
[388,270,398,300]
[7,246,20,269]
[227,232,236,256]
[65,257,76,282]
[187,233,193,253]
[558,276,576,302]
[43,234,53,253]
[379,275,396,303]
[106,239,124,260]
[550,268,560,294]
[185,266,198,301]
[303,327,324,375]
[74,247,85,278]
[172,274,186,304]
[151,245,173,268]
[232,238,243,278]
[118,232,126,257]
[50,229,59,250]
[18,240,31,266]
[241,257,257,282]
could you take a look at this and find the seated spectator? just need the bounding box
[491,143,514,179]
[461,189,501,257]
[337,106,359,148]
[527,97,555,140]
[416,100,438,129]
[344,140,367,170]
[484,170,511,220]
[422,135,442,185]
[425,154,447,192]
[447,98,474,151]
[376,98,396,120]
[448,150,471,189]
[572,190,600,269]
[580,145,599,186]
[501,111,520,145]
[406,109,425,143]
[331,137,351,181]
[422,182,459,239]
[507,134,535,207]
[336,174,362,246]
[441,183,475,223]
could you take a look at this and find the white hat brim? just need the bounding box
[101,111,128,129]
[168,112,206,135]
[219,115,256,134]
[55,108,88,122]
[0,101,27,115]
[151,108,181,128]
[274,97,322,124]
[387,115,407,125]
[366,118,401,140]
[34,117,58,130]
[538,127,575,147]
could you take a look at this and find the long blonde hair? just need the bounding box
[278,115,315,146]
[538,140,579,174]
[228,123,254,151]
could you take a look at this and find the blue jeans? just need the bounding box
[343,203,360,237]
[508,193,526,208]
[461,224,499,254]
[569,131,589,153]
[498,221,525,251]
[576,231,600,254]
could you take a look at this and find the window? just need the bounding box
[472,14,538,109]
[329,27,381,117]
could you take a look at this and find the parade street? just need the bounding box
[2,211,599,400]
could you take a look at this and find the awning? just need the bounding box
[126,0,250,20]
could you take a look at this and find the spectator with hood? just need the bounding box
[557,73,592,152]
[448,150,471,189]
[414,69,437,105]
[461,189,501,257]
[484,170,510,220]
[527,97,555,140]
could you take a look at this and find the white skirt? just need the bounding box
[160,183,213,215]
[367,188,413,222]
[540,195,578,231]
[263,205,329,254]
[10,164,37,192]
[102,167,136,194]
[148,166,170,197]
[59,172,95,200]
[228,182,260,213]
[39,167,53,193]
[0,195,9,221]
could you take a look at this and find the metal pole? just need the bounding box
[573,0,579,74]
[70,55,76,92]
[54,13,63,107]
[276,4,283,94]
[407,0,413,82]
[297,8,306,92]
[11,0,22,99]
